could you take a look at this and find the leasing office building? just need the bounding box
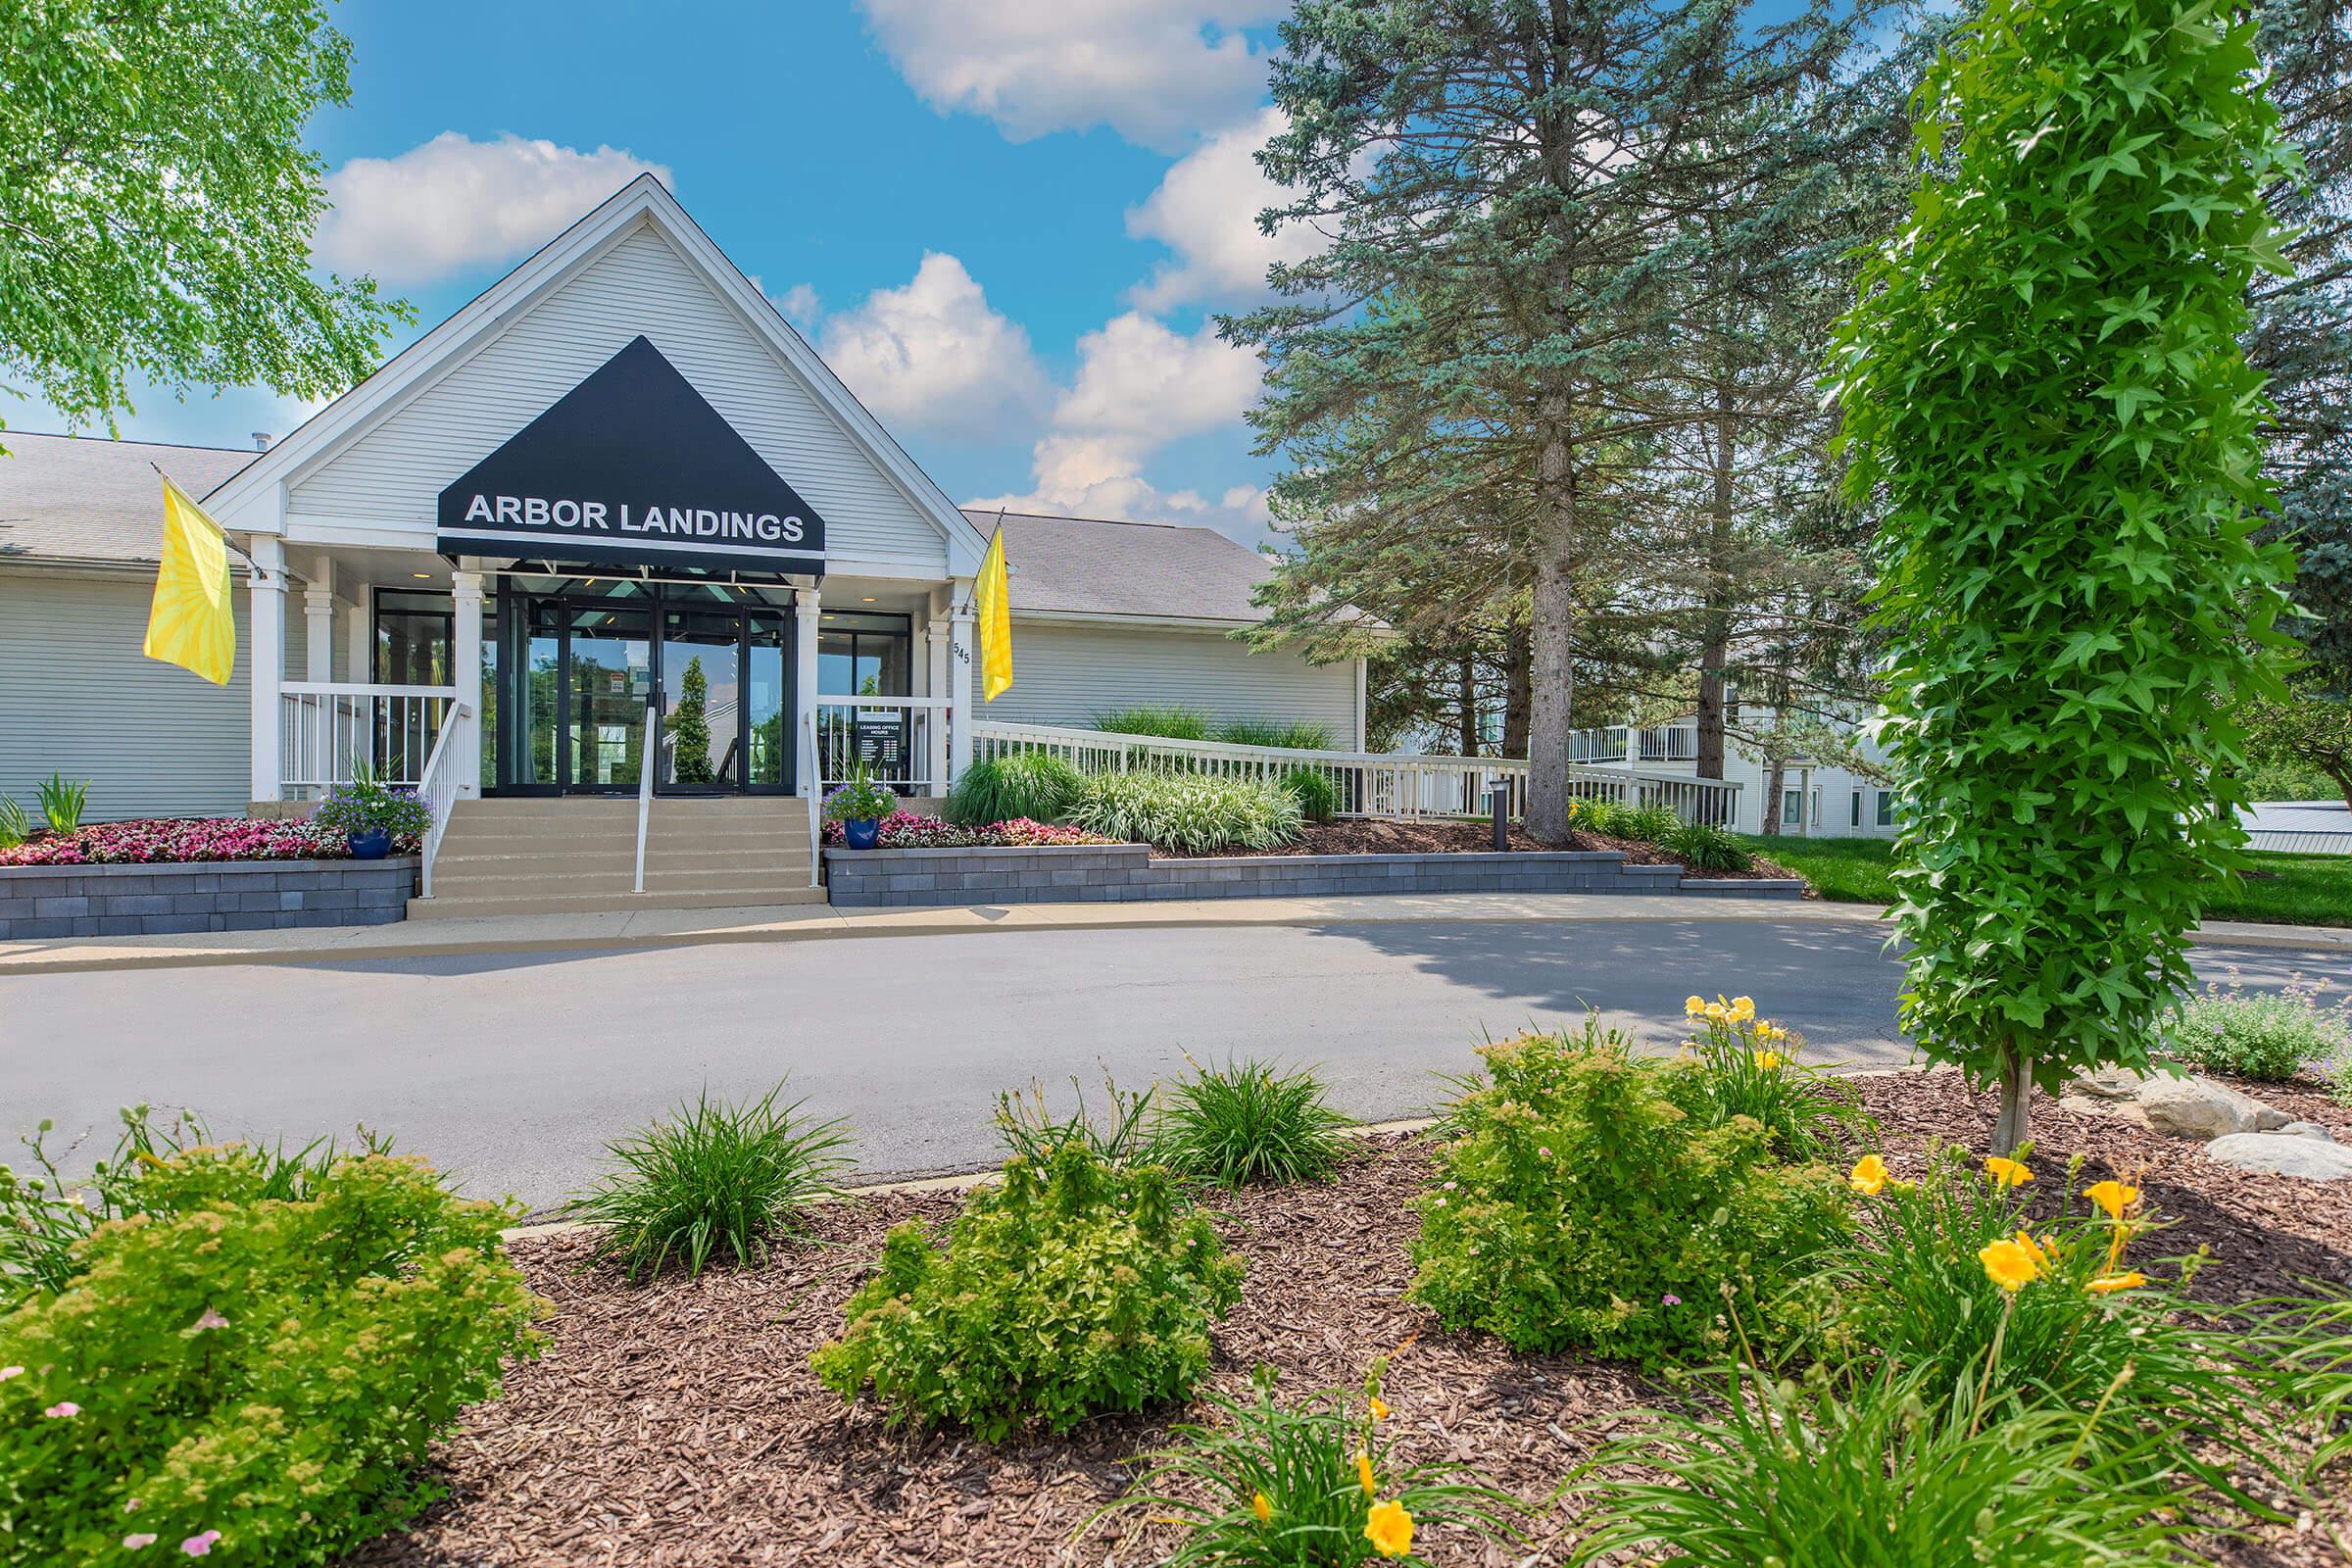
[0,175,1365,835]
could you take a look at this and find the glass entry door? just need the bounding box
[568,602,654,791]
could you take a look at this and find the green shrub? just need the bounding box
[1410,1018,1850,1362]
[2167,971,2350,1082]
[570,1082,853,1281]
[34,772,86,834]
[1657,819,1753,872]
[810,1141,1244,1440]
[1158,1057,1351,1189]
[1069,770,1305,853]
[0,1144,543,1566]
[1675,996,1861,1161]
[0,797,26,850]
[945,751,1087,826]
[1563,1357,2206,1568]
[1575,798,1677,842]
[1820,1149,2268,1490]
[1218,717,1337,751]
[1094,704,1214,741]
[1111,1361,1525,1566]
[1278,764,1342,823]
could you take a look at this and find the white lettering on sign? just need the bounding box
[454,494,812,543]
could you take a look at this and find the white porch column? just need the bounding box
[926,615,951,792]
[345,590,370,684]
[948,580,975,784]
[247,536,287,805]
[304,578,336,682]
[452,570,484,800]
[795,586,821,796]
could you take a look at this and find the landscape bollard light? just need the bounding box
[1490,777,1508,852]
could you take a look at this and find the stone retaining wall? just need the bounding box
[0,858,416,940]
[824,843,1804,906]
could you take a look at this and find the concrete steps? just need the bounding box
[412,797,824,919]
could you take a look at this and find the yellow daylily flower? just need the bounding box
[1980,1237,2041,1292]
[2087,1272,2148,1294]
[1984,1156,2033,1190]
[1369,1396,1390,1422]
[2084,1179,2139,1220]
[1252,1492,1272,1525]
[1685,994,1707,1016]
[1364,1499,1415,1559]
[1355,1449,1376,1497]
[1704,1002,1730,1022]
[1849,1154,1889,1196]
[1753,1050,1783,1071]
[1729,996,1756,1021]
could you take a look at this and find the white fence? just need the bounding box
[2247,830,2352,856]
[814,696,950,797]
[969,721,1741,825]
[414,701,471,900]
[281,683,460,793]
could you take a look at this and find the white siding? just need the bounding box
[288,222,950,572]
[986,621,1360,746]
[0,570,253,820]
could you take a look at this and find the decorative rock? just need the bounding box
[2203,1132,2352,1181]
[2070,1067,2147,1101]
[2133,1073,2292,1140]
[2279,1120,2336,1143]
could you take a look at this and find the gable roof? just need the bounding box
[0,432,256,565]
[974,510,1277,623]
[198,172,995,573]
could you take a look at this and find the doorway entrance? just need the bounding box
[496,578,795,795]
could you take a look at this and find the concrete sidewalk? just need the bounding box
[0,892,2343,975]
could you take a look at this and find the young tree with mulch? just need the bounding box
[1827,0,2300,1151]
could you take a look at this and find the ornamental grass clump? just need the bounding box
[0,1139,543,1567]
[1157,1056,1352,1189]
[1107,1361,1525,1566]
[944,751,1086,826]
[810,1140,1244,1440]
[570,1082,854,1281]
[1069,770,1305,853]
[1410,1016,1850,1363]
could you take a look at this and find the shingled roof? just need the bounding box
[0,432,257,566]
[966,509,1276,623]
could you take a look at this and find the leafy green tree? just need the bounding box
[2243,687,2352,806]
[668,656,714,785]
[0,0,406,447]
[1232,0,1888,842]
[1828,0,2300,1149]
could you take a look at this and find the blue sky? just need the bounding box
[17,1,1309,541]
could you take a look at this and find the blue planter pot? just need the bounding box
[842,817,882,850]
[347,826,392,860]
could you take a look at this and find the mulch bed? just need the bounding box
[357,1070,2352,1567]
[1153,816,1803,881]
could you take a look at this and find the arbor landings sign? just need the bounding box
[435,335,827,573]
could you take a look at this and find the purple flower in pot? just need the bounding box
[821,760,898,849]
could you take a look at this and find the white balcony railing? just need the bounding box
[969,721,1741,827]
[280,683,461,793]
[1566,721,1700,765]
[813,695,950,798]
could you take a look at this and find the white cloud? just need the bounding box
[314,132,669,287]
[857,0,1284,152]
[963,312,1271,540]
[818,252,1049,442]
[1126,107,1322,310]
[770,283,822,329]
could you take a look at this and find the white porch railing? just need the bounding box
[814,696,950,797]
[969,721,1741,826]
[414,701,471,900]
[1567,721,1701,765]
[280,683,461,793]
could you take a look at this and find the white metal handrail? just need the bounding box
[969,721,1742,826]
[281,682,460,794]
[813,694,950,797]
[801,710,822,888]
[633,691,657,895]
[413,701,471,900]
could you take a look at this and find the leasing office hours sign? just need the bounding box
[435,335,828,573]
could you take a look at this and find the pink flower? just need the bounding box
[123,1535,158,1550]
[190,1309,229,1333]
[0,1366,21,1380]
[43,1401,78,1418]
[180,1532,220,1557]
[125,1499,144,1512]
[1661,1294,1683,1307]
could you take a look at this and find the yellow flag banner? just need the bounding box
[145,475,237,686]
[976,524,1013,702]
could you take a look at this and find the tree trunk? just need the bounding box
[1761,758,1786,836]
[1694,379,1738,781]
[1501,622,1532,759]
[1454,650,1479,756]
[1990,1047,2034,1153]
[1524,385,1581,844]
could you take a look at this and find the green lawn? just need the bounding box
[1739,836,2350,928]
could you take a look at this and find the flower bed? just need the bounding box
[818,809,1116,850]
[0,815,409,866]
[347,1067,2352,1568]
